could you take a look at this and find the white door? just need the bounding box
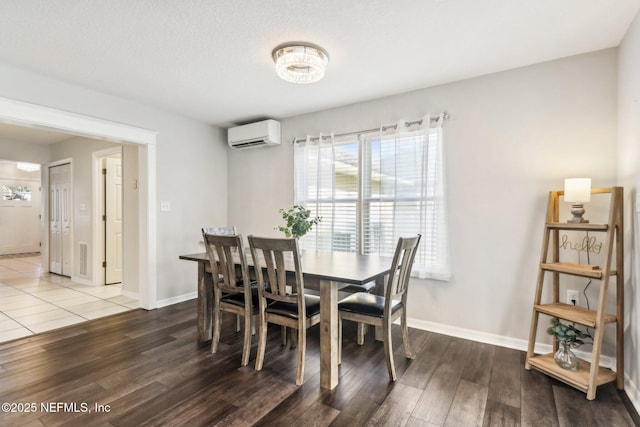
[105,156,122,284]
[0,177,41,255]
[49,163,71,276]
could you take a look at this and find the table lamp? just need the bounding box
[564,178,591,223]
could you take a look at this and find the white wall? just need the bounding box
[0,63,228,303]
[229,49,619,346]
[618,9,640,412]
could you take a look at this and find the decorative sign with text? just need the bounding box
[559,234,602,256]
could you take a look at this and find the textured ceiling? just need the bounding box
[0,0,638,129]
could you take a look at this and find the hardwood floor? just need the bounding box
[0,299,637,426]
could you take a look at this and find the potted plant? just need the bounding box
[546,317,592,370]
[275,205,322,238]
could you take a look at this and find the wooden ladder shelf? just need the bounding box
[525,187,624,400]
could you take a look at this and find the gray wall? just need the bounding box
[228,49,619,350]
[618,9,640,411]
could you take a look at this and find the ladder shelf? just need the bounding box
[525,186,624,400]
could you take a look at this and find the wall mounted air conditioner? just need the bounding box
[227,119,281,149]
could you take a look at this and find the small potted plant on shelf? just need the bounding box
[275,205,322,239]
[546,317,592,370]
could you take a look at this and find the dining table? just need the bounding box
[179,249,392,390]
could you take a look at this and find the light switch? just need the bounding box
[160,201,171,212]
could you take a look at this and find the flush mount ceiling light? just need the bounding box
[16,162,40,172]
[272,43,329,84]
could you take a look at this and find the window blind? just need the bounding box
[294,118,450,280]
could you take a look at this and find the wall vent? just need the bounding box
[79,242,88,277]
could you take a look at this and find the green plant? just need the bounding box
[275,205,322,238]
[546,317,592,348]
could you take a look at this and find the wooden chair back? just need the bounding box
[247,235,305,311]
[201,230,250,295]
[385,235,421,307]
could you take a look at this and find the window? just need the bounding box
[294,119,450,280]
[2,184,32,201]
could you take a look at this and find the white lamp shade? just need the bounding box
[564,178,591,203]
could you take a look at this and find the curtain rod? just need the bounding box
[292,112,449,144]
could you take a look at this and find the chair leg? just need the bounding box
[357,322,366,345]
[338,316,342,365]
[281,326,287,346]
[251,314,257,336]
[401,308,413,359]
[235,314,241,333]
[241,313,252,367]
[295,326,306,386]
[211,306,222,354]
[255,312,268,371]
[383,321,397,381]
[289,328,297,349]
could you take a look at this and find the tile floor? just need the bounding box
[0,254,138,343]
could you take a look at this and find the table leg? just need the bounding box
[320,279,339,389]
[197,261,213,345]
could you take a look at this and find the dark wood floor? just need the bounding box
[0,299,637,427]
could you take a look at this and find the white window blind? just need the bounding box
[294,116,450,280]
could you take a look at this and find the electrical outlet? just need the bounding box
[567,290,580,305]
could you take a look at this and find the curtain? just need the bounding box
[294,113,450,280]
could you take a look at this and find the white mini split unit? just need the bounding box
[227,119,281,149]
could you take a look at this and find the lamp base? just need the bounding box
[567,218,589,224]
[567,203,589,223]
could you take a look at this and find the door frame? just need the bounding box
[93,147,123,286]
[0,96,158,310]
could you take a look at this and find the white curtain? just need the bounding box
[294,113,450,280]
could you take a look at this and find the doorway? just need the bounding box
[0,96,157,309]
[0,161,41,256]
[96,149,123,285]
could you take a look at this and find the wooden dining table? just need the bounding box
[179,249,391,390]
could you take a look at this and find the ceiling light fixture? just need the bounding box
[16,162,40,172]
[272,43,329,84]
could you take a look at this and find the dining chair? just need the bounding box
[338,281,376,344]
[203,226,244,332]
[338,234,421,381]
[202,229,257,367]
[248,235,321,386]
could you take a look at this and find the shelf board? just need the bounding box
[540,262,614,279]
[546,222,609,231]
[534,303,616,328]
[527,353,616,393]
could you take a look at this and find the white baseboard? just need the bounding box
[407,318,617,372]
[70,276,94,286]
[156,291,197,308]
[624,372,640,416]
